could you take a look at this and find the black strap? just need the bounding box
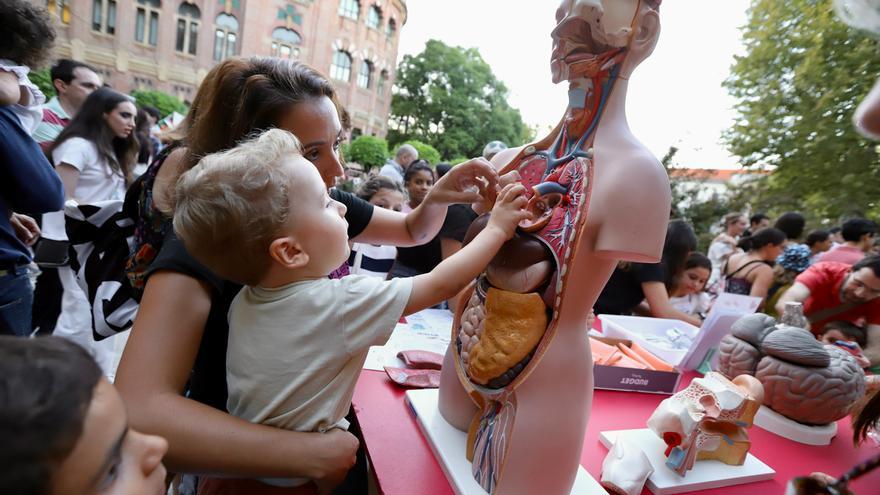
[726,259,766,279]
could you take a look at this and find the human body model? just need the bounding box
[437,1,670,493]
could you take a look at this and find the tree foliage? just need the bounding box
[389,40,533,160]
[130,89,188,119]
[399,140,441,165]
[724,0,880,220]
[348,135,388,169]
[28,68,54,98]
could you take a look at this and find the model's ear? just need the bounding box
[269,236,309,270]
[633,8,660,52]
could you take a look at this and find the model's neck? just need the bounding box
[563,75,630,143]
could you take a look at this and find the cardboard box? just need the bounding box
[592,336,682,394]
[599,314,700,367]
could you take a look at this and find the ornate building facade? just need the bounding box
[40,0,407,136]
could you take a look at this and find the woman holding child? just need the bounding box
[114,57,500,493]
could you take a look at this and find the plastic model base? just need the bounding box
[599,429,775,495]
[406,389,605,495]
[753,405,838,446]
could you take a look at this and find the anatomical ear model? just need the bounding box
[716,313,866,426]
[601,438,654,495]
[436,1,671,494]
[647,372,764,476]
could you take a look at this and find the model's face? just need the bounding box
[842,267,880,304]
[277,96,345,189]
[405,170,434,207]
[104,101,137,139]
[50,379,167,495]
[287,156,350,273]
[551,0,639,82]
[679,266,710,295]
[59,67,103,112]
[369,188,405,212]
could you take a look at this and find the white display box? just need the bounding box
[600,315,700,367]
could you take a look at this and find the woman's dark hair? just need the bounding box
[182,57,349,170]
[773,212,806,240]
[854,390,880,444]
[0,0,56,69]
[737,227,786,252]
[805,229,830,248]
[49,87,138,181]
[823,320,867,346]
[435,162,453,179]
[356,174,404,201]
[661,219,697,287]
[685,252,712,272]
[0,336,103,495]
[404,160,434,184]
[136,107,153,164]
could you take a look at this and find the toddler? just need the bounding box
[820,320,870,368]
[173,129,529,490]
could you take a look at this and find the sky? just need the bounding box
[397,0,753,169]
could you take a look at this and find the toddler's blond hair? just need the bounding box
[173,129,303,286]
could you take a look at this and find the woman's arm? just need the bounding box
[749,265,774,308]
[354,159,498,247]
[55,163,80,201]
[441,237,466,312]
[642,281,703,326]
[115,270,358,482]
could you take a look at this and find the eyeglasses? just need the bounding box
[850,274,880,296]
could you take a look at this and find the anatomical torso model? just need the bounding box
[437,1,671,494]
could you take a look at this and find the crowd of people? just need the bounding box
[2,0,880,493]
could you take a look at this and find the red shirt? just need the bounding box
[796,262,880,334]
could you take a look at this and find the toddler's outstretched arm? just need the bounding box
[404,184,531,315]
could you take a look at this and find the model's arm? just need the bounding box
[749,266,775,308]
[354,158,498,247]
[864,324,880,366]
[405,184,529,315]
[774,281,811,316]
[115,270,358,482]
[642,281,703,326]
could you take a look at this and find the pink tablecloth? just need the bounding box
[352,369,880,494]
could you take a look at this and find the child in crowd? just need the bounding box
[172,129,530,491]
[0,0,55,134]
[819,320,871,368]
[347,175,406,278]
[668,252,712,320]
[0,336,168,494]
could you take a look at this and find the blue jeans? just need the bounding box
[0,266,34,337]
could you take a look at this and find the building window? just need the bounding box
[176,3,201,55]
[338,0,359,20]
[386,18,396,39]
[135,0,161,46]
[377,69,389,97]
[330,51,352,82]
[271,28,302,59]
[357,60,372,89]
[366,5,381,29]
[46,0,71,24]
[213,13,238,61]
[91,0,116,34]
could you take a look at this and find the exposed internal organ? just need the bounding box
[520,182,568,233]
[551,6,628,83]
[457,285,548,389]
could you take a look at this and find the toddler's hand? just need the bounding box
[486,183,532,239]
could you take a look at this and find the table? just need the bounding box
[352,369,880,494]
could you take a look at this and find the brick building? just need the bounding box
[40,0,407,136]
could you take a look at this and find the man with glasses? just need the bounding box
[776,256,880,365]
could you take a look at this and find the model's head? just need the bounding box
[0,336,167,495]
[49,59,102,112]
[50,87,138,179]
[184,57,348,189]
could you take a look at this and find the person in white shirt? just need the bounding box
[47,87,137,375]
[348,175,406,278]
[707,212,747,293]
[172,129,530,491]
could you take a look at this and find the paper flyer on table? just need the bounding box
[363,309,454,371]
[680,292,762,372]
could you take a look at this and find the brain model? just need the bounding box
[716,314,865,425]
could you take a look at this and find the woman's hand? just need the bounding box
[423,158,499,207]
[10,213,40,246]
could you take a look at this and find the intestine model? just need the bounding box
[436,1,671,494]
[716,313,865,425]
[646,372,764,476]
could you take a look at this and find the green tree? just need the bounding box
[724,0,880,220]
[399,140,441,165]
[348,135,388,169]
[130,89,188,118]
[28,68,55,98]
[389,40,533,159]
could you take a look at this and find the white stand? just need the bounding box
[598,429,775,495]
[405,389,606,495]
[753,405,838,446]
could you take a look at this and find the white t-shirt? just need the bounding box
[0,59,45,134]
[349,242,397,278]
[52,137,126,203]
[226,275,413,434]
[669,292,711,317]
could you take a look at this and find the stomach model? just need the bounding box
[450,139,593,492]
